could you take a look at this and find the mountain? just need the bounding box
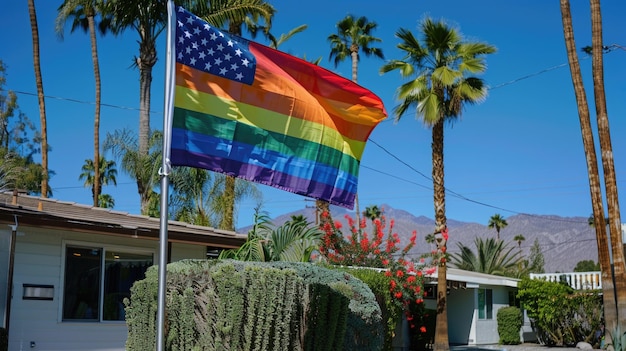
[239,204,597,273]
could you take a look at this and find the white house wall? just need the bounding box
[6,225,207,351]
[473,285,512,345]
[447,288,474,344]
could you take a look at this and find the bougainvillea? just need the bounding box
[318,209,434,332]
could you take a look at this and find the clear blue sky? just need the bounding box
[2,0,625,229]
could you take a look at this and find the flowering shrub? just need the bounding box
[318,210,433,337]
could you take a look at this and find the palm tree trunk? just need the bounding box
[28,0,48,198]
[350,47,358,82]
[560,0,617,336]
[590,0,626,327]
[138,64,152,157]
[432,119,449,351]
[221,176,236,230]
[88,15,101,207]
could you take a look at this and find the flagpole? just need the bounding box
[157,1,176,351]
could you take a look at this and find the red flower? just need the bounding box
[395,291,403,299]
[396,270,404,278]
[442,227,449,241]
[420,326,427,333]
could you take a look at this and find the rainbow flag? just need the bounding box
[170,6,387,208]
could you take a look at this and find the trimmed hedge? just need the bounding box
[125,260,382,351]
[497,306,522,345]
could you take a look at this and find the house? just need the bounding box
[0,191,529,350]
[434,268,520,345]
[393,267,521,348]
[0,191,246,351]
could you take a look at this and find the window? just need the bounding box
[477,288,493,320]
[62,244,153,322]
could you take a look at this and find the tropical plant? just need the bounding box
[327,14,384,224]
[380,18,495,351]
[219,209,323,262]
[56,0,112,207]
[317,210,430,345]
[559,0,625,335]
[97,193,115,208]
[169,167,261,229]
[103,128,161,215]
[363,205,382,222]
[328,14,384,82]
[205,0,276,234]
[270,24,307,49]
[27,0,49,198]
[513,234,525,250]
[488,214,508,241]
[78,156,117,207]
[450,237,521,277]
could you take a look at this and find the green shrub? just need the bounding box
[304,283,349,351]
[0,327,7,351]
[497,306,522,345]
[125,260,381,351]
[125,260,305,351]
[344,267,400,351]
[271,262,384,351]
[518,277,602,346]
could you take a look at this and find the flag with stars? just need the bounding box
[170,6,387,209]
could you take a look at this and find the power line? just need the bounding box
[6,48,623,226]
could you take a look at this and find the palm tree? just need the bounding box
[196,0,276,232]
[363,205,382,222]
[169,166,261,229]
[328,14,384,82]
[56,0,111,207]
[104,0,275,221]
[327,14,384,226]
[27,0,49,198]
[513,234,525,250]
[270,24,307,49]
[559,0,620,333]
[219,210,322,262]
[98,193,115,208]
[450,237,521,277]
[78,156,117,207]
[103,128,161,215]
[588,0,626,327]
[380,19,495,351]
[487,214,508,241]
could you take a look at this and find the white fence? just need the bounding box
[530,271,602,290]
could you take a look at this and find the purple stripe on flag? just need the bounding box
[170,127,358,192]
[171,148,356,208]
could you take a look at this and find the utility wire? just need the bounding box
[6,47,623,225]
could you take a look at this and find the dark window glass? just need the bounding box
[63,247,102,321]
[103,251,153,321]
[478,288,493,320]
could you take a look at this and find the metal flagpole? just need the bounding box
[157,1,176,350]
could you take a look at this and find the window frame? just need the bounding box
[477,288,493,320]
[60,241,155,323]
